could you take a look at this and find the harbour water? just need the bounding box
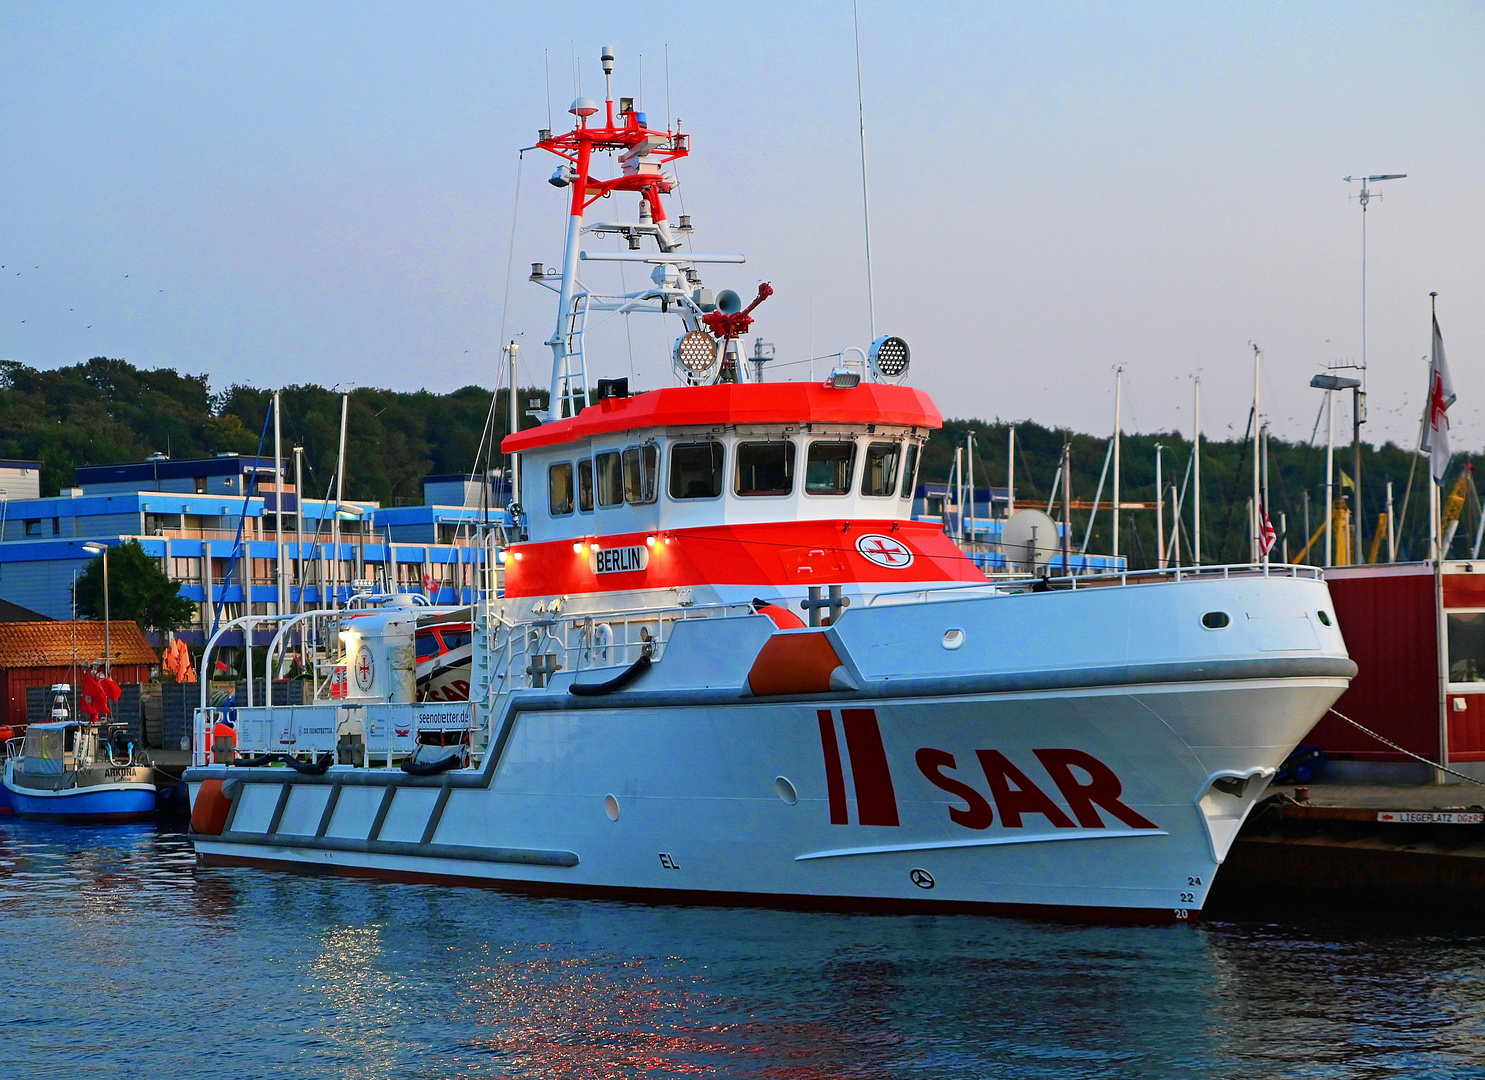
[2,821,1483,1078]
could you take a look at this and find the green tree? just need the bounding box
[72,540,196,632]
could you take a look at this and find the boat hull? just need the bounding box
[188,670,1347,922]
[3,761,157,823]
[3,782,157,823]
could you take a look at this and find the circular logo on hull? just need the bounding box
[354,649,375,693]
[856,533,914,569]
[909,868,935,890]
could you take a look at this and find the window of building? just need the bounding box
[736,441,795,497]
[23,519,41,537]
[900,444,920,499]
[622,444,659,505]
[1448,612,1485,683]
[577,459,593,512]
[861,442,900,497]
[805,441,856,496]
[195,477,207,494]
[669,442,724,500]
[595,451,625,507]
[548,462,575,516]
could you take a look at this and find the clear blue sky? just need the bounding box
[2,1,1481,455]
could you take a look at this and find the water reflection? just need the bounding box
[1,817,1484,1078]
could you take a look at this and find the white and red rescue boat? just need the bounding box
[184,49,1354,922]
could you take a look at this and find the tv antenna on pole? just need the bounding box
[1343,173,1406,390]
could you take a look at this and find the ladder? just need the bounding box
[557,292,590,420]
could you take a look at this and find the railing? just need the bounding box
[865,562,1326,607]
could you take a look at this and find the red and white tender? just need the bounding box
[184,49,1354,922]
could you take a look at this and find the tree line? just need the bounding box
[2,357,1478,568]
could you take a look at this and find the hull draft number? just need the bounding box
[855,533,914,569]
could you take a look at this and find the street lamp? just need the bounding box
[82,542,110,678]
[1310,374,1363,565]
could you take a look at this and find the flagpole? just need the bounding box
[1430,291,1448,780]
[1251,344,1261,563]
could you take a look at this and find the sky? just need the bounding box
[2,1,1482,456]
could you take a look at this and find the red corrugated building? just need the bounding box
[0,621,157,728]
[1306,562,1485,773]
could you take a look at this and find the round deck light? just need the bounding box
[645,535,656,547]
[673,330,719,383]
[573,542,584,554]
[868,335,910,383]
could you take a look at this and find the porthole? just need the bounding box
[1317,610,1332,627]
[774,776,798,805]
[604,794,620,821]
[942,629,965,650]
[1201,611,1230,630]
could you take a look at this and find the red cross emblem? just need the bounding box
[354,649,375,691]
[856,533,914,569]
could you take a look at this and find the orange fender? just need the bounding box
[190,778,232,836]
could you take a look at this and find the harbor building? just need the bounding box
[0,455,508,645]
[0,619,157,729]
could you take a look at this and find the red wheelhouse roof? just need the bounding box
[503,382,942,452]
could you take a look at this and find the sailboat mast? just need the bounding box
[1113,368,1122,564]
[1193,377,1201,565]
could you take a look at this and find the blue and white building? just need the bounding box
[0,456,508,645]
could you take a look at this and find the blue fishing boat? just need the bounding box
[2,687,157,823]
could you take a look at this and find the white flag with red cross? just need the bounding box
[1421,312,1456,485]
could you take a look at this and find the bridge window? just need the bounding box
[622,444,659,505]
[805,441,856,496]
[736,441,795,497]
[669,441,724,500]
[547,463,575,516]
[577,459,593,512]
[595,451,624,507]
[861,442,900,497]
[900,443,920,499]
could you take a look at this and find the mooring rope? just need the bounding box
[1326,706,1485,787]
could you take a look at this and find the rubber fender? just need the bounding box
[282,754,333,775]
[568,653,652,696]
[190,778,232,836]
[746,631,847,696]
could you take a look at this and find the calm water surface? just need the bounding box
[1,821,1482,1079]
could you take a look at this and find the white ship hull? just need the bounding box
[188,572,1353,921]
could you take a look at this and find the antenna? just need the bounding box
[852,0,876,339]
[1343,172,1406,391]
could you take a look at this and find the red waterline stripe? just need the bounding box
[817,709,848,825]
[841,708,900,827]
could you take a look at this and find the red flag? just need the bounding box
[80,673,107,719]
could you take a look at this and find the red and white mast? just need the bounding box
[534,46,694,420]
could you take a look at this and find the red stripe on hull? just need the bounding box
[817,709,848,824]
[194,850,1199,925]
[505,519,983,597]
[840,708,900,826]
